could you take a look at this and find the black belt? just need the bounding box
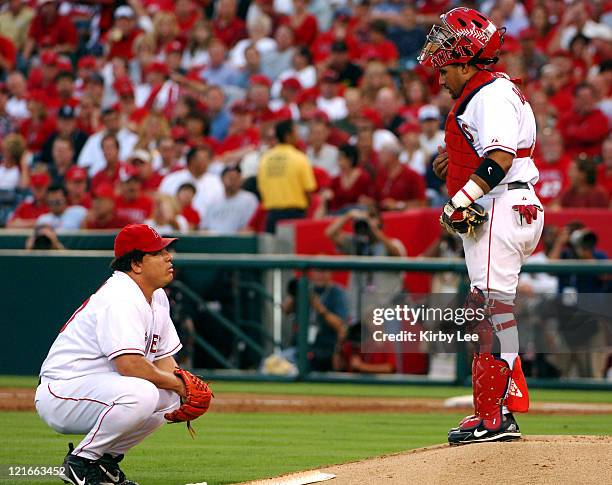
[508,182,529,190]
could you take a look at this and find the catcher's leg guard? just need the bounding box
[505,355,529,413]
[448,353,521,445]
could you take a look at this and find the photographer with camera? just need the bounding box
[325,207,406,321]
[281,270,349,372]
[25,224,65,250]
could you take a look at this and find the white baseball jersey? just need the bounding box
[457,76,539,186]
[40,271,182,380]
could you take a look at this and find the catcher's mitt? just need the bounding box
[164,368,213,437]
[440,200,488,238]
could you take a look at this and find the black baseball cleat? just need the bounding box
[96,453,139,485]
[448,413,521,445]
[59,443,103,485]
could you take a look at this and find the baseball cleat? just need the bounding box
[96,453,139,485]
[448,413,521,445]
[59,443,103,485]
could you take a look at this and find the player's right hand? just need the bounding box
[433,146,448,180]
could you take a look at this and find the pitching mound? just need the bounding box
[242,436,612,485]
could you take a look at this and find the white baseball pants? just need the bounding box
[35,373,180,460]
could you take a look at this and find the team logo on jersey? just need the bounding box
[144,333,160,353]
[461,123,474,143]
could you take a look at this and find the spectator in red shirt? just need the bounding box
[23,0,77,62]
[359,20,398,66]
[213,0,247,49]
[559,158,609,208]
[128,149,163,193]
[324,143,371,214]
[534,128,572,207]
[20,90,57,155]
[7,172,50,228]
[115,165,154,223]
[284,0,318,47]
[104,6,144,60]
[90,134,122,192]
[176,182,200,229]
[64,166,91,209]
[217,100,260,164]
[0,34,16,74]
[373,138,426,211]
[175,0,202,39]
[560,82,610,158]
[82,182,132,229]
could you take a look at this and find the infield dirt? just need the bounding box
[242,435,612,485]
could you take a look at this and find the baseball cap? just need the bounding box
[165,40,184,54]
[65,166,88,182]
[78,55,98,70]
[58,105,75,119]
[30,172,51,188]
[93,182,116,200]
[418,104,440,122]
[398,121,421,135]
[119,164,140,182]
[250,74,272,87]
[281,77,302,91]
[114,5,135,18]
[129,149,152,164]
[114,224,177,258]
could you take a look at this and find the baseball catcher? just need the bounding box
[419,8,544,445]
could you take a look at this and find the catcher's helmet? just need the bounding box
[418,7,505,69]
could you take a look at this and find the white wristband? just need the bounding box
[451,179,484,208]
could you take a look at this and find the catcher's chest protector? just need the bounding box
[445,70,498,197]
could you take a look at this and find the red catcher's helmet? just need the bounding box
[418,8,505,69]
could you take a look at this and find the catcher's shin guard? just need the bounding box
[454,353,511,431]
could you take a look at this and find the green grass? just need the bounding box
[0,412,611,485]
[4,375,612,404]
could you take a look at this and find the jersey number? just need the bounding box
[59,298,90,333]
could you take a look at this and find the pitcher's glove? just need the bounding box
[440,200,488,238]
[164,368,213,437]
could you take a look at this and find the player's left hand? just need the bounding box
[165,368,213,431]
[440,200,488,238]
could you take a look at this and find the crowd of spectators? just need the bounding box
[0,0,610,235]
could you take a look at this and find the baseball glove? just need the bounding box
[164,368,213,437]
[440,200,488,238]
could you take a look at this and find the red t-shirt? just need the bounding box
[28,13,77,48]
[91,165,121,193]
[283,15,318,46]
[216,128,260,154]
[534,155,571,206]
[10,200,49,222]
[20,116,57,154]
[560,186,609,208]
[212,17,247,48]
[0,35,16,70]
[181,205,200,228]
[115,194,154,223]
[105,28,143,60]
[559,108,610,158]
[141,172,164,192]
[328,168,371,212]
[67,193,92,209]
[374,164,426,204]
[84,213,133,229]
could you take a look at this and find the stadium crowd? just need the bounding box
[0,0,610,235]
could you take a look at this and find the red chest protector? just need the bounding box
[445,70,500,197]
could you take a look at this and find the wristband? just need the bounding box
[474,157,506,190]
[451,179,484,208]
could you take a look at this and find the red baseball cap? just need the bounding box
[114,224,177,258]
[30,172,51,188]
[65,166,88,181]
[250,74,272,87]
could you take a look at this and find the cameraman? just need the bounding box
[25,224,65,250]
[325,207,406,321]
[282,270,348,372]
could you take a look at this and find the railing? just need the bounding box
[4,250,610,388]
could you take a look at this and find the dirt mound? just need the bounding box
[247,436,611,485]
